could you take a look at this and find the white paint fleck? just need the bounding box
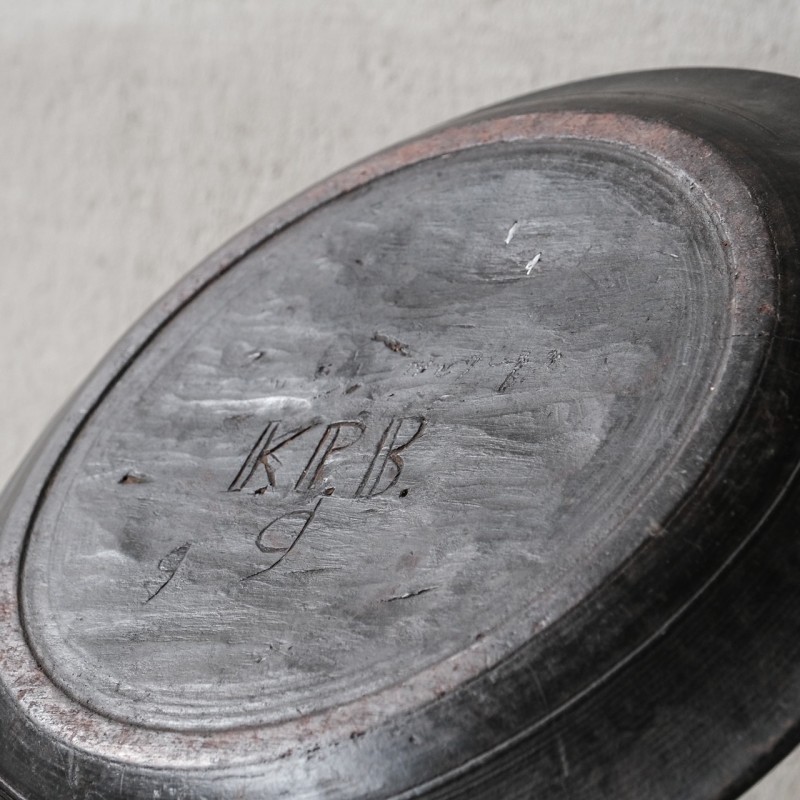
[525,252,542,275]
[177,395,312,413]
[504,220,519,245]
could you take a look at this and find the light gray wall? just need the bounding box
[1,2,798,796]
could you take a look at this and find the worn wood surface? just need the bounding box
[2,69,800,799]
[23,139,745,730]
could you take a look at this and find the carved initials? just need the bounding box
[354,417,426,498]
[228,415,425,580]
[230,420,366,495]
[294,421,365,493]
[228,421,314,494]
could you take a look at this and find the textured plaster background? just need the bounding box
[1,1,799,797]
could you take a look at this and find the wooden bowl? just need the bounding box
[1,68,799,799]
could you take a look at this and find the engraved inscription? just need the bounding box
[230,416,426,500]
[149,416,427,596]
[497,350,531,393]
[243,498,324,581]
[354,417,426,498]
[228,415,427,580]
[294,421,365,493]
[145,542,191,603]
[227,422,314,494]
